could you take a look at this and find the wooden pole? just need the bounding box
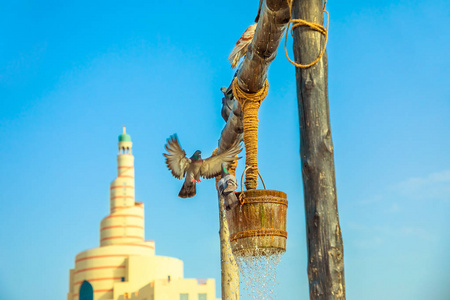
[291,0,346,299]
[216,1,291,298]
[218,192,240,300]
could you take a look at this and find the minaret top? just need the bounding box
[119,126,132,142]
[118,127,132,155]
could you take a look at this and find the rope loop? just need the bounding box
[238,165,266,205]
[240,165,267,192]
[284,0,329,68]
[232,78,269,190]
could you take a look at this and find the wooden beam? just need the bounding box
[218,0,291,152]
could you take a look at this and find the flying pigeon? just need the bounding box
[164,134,242,198]
[218,162,239,210]
[228,23,257,68]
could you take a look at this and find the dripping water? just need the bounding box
[235,248,284,300]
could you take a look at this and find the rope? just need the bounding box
[284,0,329,68]
[232,77,269,190]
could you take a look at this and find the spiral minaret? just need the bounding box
[99,127,149,247]
[67,128,219,300]
[68,128,157,300]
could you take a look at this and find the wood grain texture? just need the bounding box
[227,190,288,256]
[292,0,346,299]
[218,192,240,300]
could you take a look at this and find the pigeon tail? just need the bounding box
[179,181,196,198]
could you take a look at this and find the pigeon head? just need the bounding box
[192,150,202,160]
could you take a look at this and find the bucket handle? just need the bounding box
[239,166,267,205]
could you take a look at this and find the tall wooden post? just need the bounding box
[218,192,240,300]
[292,0,346,299]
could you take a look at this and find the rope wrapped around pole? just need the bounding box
[284,0,329,69]
[231,77,269,190]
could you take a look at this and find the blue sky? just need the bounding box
[1,0,449,299]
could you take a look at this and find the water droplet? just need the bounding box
[234,248,284,299]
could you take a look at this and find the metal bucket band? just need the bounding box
[230,229,288,242]
[240,196,288,207]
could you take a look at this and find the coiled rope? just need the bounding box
[284,0,329,68]
[232,77,269,190]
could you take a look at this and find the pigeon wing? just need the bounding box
[217,177,226,194]
[200,142,242,179]
[163,134,191,179]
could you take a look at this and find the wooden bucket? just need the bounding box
[226,189,288,257]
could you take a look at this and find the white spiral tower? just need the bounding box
[67,128,218,300]
[99,127,149,247]
[68,128,160,300]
